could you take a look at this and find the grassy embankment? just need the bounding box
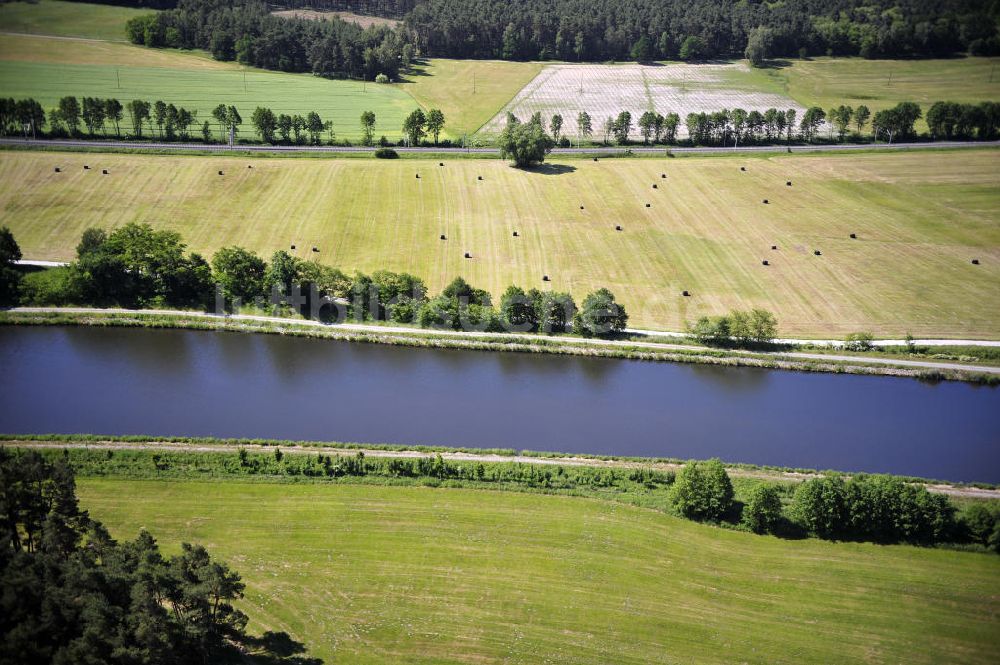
[2,148,998,338]
[69,477,1000,664]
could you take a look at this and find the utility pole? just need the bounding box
[243,70,247,94]
[116,68,120,90]
[887,71,892,87]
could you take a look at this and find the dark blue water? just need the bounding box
[1,326,998,482]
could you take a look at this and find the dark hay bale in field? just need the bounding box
[247,165,252,169]
[477,176,483,181]
[102,169,108,175]
[786,181,792,186]
[661,173,666,178]
[464,252,471,259]
[542,275,550,281]
[762,199,769,204]
[312,246,319,252]
[290,244,296,250]
[54,167,61,173]
[740,166,746,172]
[218,170,224,175]
[762,260,769,266]
[580,205,585,210]
[652,184,658,189]
[645,203,651,208]
[440,234,446,240]
[771,245,778,250]
[682,290,690,296]
[593,157,598,162]
[439,162,444,167]
[415,173,420,179]
[972,259,980,265]
[814,250,822,256]
[615,225,622,231]
[850,233,857,239]
[512,231,519,237]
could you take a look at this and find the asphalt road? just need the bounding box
[3,137,999,155]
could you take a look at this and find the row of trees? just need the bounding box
[668,459,988,548]
[12,225,628,337]
[0,449,313,663]
[249,107,333,145]
[406,0,1000,62]
[688,309,779,347]
[127,0,417,80]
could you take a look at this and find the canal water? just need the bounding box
[2,326,998,482]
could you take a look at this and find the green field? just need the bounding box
[726,56,1000,133]
[400,59,544,138]
[76,479,1000,664]
[3,148,999,338]
[0,0,145,41]
[0,35,419,140]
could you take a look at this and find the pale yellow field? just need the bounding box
[2,149,998,338]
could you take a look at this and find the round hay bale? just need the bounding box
[218,170,224,176]
[762,199,769,204]
[312,246,319,252]
[542,275,550,281]
[83,165,90,170]
[740,166,746,172]
[440,234,446,240]
[786,181,792,186]
[512,231,519,237]
[290,244,296,250]
[102,169,108,175]
[247,165,253,169]
[464,252,471,259]
[580,205,585,210]
[54,167,61,173]
[645,203,651,208]
[762,260,769,266]
[593,157,598,162]
[682,290,690,297]
[850,233,857,239]
[652,184,658,189]
[615,225,622,231]
[814,250,822,256]
[477,176,483,181]
[972,258,980,265]
[661,173,666,178]
[771,245,778,250]
[439,162,444,167]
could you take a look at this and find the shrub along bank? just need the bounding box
[15,446,999,553]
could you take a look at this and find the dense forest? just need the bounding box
[114,0,1000,72]
[126,0,416,78]
[404,0,1000,60]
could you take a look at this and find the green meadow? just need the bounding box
[77,479,1000,665]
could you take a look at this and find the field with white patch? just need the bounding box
[481,63,807,139]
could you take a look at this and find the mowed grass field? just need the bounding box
[3,149,999,338]
[725,56,1000,134]
[0,0,147,41]
[400,59,544,137]
[77,479,1000,664]
[0,35,419,140]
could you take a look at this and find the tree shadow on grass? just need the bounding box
[239,631,324,664]
[522,163,577,176]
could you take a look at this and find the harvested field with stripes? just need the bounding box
[2,149,998,338]
[481,63,807,138]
